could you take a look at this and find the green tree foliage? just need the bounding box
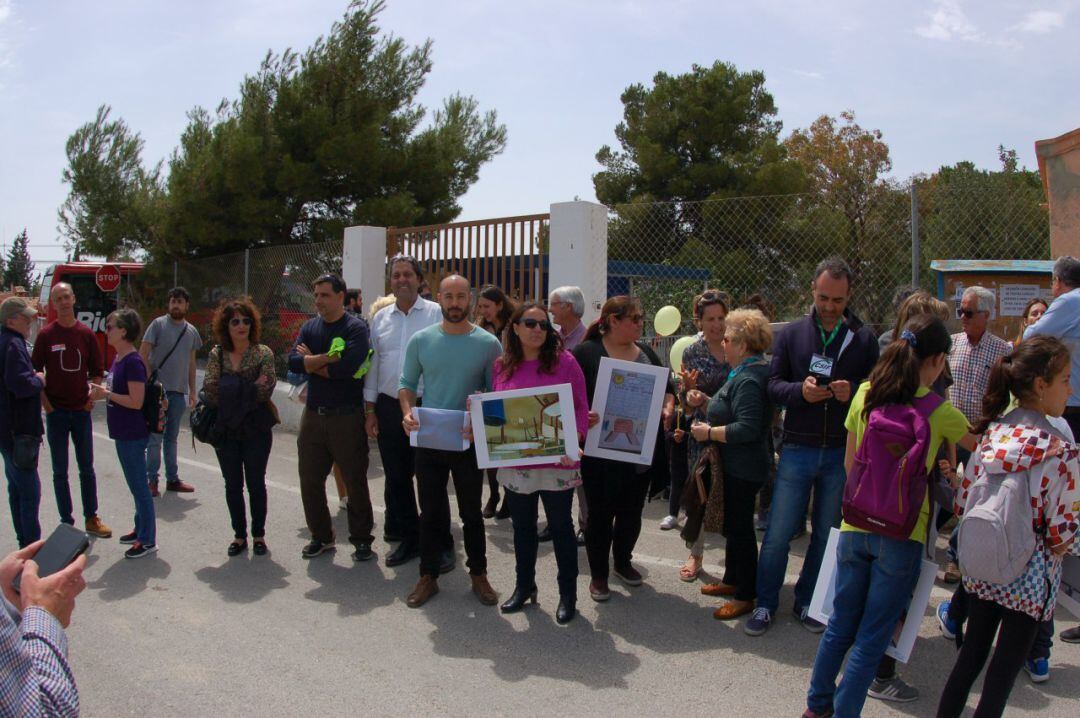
[58,0,507,262]
[3,229,36,290]
[58,105,164,260]
[784,111,908,323]
[595,61,804,264]
[916,146,1048,266]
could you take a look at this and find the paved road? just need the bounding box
[3,404,1077,717]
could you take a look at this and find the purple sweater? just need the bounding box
[492,351,590,470]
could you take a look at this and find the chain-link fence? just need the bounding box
[132,240,344,375]
[609,182,1049,335]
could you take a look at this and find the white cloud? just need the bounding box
[916,0,981,41]
[792,69,823,79]
[1012,9,1065,33]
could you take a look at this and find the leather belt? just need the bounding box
[314,405,361,416]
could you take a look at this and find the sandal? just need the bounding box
[679,555,702,582]
[713,600,754,620]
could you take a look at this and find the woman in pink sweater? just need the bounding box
[491,302,591,624]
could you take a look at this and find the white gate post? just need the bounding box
[343,226,387,312]
[548,201,608,325]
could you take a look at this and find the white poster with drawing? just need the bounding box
[999,284,1044,317]
[808,528,938,663]
[584,357,668,465]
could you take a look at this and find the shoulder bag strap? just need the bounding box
[152,322,189,374]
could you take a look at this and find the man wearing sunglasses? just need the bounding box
[947,286,1011,448]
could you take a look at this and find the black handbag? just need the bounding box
[189,391,220,447]
[12,433,41,471]
[143,326,188,434]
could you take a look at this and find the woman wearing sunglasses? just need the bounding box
[490,303,591,623]
[573,297,676,601]
[202,298,278,557]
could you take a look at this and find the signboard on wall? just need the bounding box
[999,284,1044,316]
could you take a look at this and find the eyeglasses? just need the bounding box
[230,317,253,327]
[519,318,552,331]
[956,308,986,319]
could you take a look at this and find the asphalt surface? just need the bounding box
[3,403,1077,717]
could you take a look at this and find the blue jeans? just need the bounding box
[1,446,41,547]
[756,444,846,613]
[117,438,155,546]
[146,391,186,484]
[45,409,98,523]
[807,531,923,718]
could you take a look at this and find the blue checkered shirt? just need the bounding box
[0,595,79,717]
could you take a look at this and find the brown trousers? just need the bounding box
[297,409,373,545]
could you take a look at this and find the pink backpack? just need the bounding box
[842,393,943,540]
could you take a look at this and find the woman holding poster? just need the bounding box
[573,297,675,603]
[490,303,590,624]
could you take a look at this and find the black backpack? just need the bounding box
[143,324,188,434]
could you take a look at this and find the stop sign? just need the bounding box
[95,264,121,293]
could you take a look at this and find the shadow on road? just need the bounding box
[303,556,398,617]
[87,554,171,601]
[424,591,640,689]
[153,493,202,523]
[194,556,291,604]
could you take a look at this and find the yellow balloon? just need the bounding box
[669,335,696,374]
[653,305,682,337]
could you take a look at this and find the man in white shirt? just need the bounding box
[364,255,444,567]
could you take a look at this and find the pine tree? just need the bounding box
[3,229,35,290]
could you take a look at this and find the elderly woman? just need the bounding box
[573,296,675,600]
[202,298,278,557]
[689,308,773,619]
[490,302,591,623]
[89,308,157,559]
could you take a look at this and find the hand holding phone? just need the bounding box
[11,524,90,594]
[20,555,87,627]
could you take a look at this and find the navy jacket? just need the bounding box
[287,312,370,410]
[0,327,44,453]
[767,308,879,448]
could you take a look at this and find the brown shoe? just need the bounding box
[85,516,113,539]
[713,600,755,620]
[406,576,439,608]
[943,562,961,584]
[700,582,738,597]
[471,574,498,606]
[589,578,611,602]
[166,480,195,493]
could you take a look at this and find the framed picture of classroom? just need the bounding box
[584,357,669,466]
[469,383,580,470]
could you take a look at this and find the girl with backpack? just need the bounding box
[937,336,1078,718]
[803,315,976,718]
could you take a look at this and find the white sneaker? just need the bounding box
[659,515,678,530]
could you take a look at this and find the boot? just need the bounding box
[500,584,538,613]
[556,596,577,624]
[482,494,498,519]
[471,574,498,606]
[406,575,439,608]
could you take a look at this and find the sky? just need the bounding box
[0,0,1076,269]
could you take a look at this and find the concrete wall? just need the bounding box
[548,201,608,326]
[343,226,388,311]
[1036,128,1080,258]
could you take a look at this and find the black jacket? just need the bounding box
[767,308,879,448]
[0,327,44,453]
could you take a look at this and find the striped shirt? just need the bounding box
[0,596,79,717]
[948,330,1012,424]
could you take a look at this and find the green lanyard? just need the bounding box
[816,318,843,352]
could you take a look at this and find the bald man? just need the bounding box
[398,275,503,608]
[31,283,111,538]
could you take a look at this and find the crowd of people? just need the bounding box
[1,252,1078,717]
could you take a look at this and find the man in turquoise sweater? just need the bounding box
[399,274,503,608]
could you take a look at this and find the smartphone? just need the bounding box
[11,524,90,594]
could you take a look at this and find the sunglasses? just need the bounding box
[622,314,644,324]
[956,308,985,319]
[230,317,253,327]
[519,318,552,331]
